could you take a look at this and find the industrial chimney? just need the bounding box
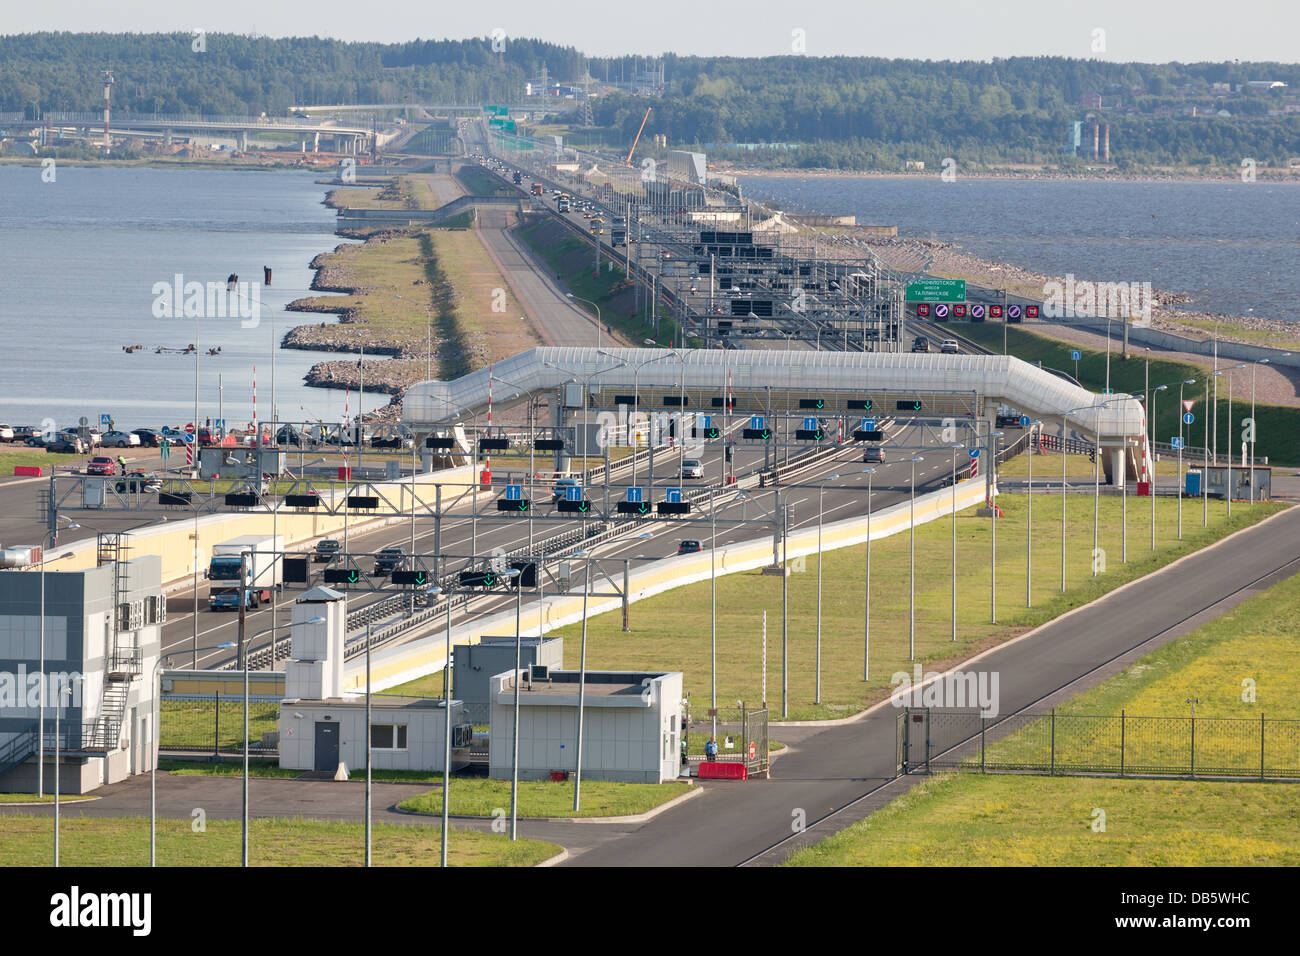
[101,70,114,155]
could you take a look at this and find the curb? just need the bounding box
[0,796,102,807]
[536,847,569,867]
[771,501,1298,730]
[390,781,702,825]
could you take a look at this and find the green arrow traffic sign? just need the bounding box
[761,429,771,440]
[637,503,649,514]
[346,570,358,583]
[578,501,589,512]
[518,501,529,512]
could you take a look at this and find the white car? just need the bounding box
[0,424,14,443]
[101,430,141,448]
[680,458,703,479]
[940,340,960,354]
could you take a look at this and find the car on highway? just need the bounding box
[101,430,141,448]
[677,539,704,555]
[911,336,930,352]
[995,414,1023,429]
[373,547,406,575]
[86,456,116,476]
[276,425,307,446]
[313,539,342,563]
[862,446,886,463]
[113,471,163,493]
[679,458,703,479]
[552,477,580,502]
[0,424,14,442]
[940,340,960,354]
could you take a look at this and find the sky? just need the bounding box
[6,0,1297,63]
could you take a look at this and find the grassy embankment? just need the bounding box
[546,493,1283,721]
[0,816,557,867]
[514,218,683,348]
[957,323,1300,466]
[786,566,1300,866]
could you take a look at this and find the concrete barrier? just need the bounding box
[28,464,481,585]
[12,466,44,477]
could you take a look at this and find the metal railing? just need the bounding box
[159,693,281,756]
[898,708,1300,779]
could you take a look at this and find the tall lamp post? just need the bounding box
[1024,423,1040,605]
[1150,385,1167,549]
[816,476,839,697]
[505,566,524,841]
[53,677,83,867]
[1177,379,1197,540]
[988,431,1003,624]
[948,444,963,638]
[571,533,650,811]
[566,293,603,348]
[149,654,173,866]
[215,614,323,868]
[423,585,454,867]
[860,468,876,680]
[38,524,77,799]
[908,455,924,660]
[1249,356,1285,504]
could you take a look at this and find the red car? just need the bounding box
[86,456,116,476]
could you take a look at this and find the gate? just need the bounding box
[685,704,769,778]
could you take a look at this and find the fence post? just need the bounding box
[900,709,910,776]
[924,709,931,774]
[214,690,220,757]
[1120,710,1125,777]
[1189,713,1196,779]
[1049,708,1056,776]
[980,716,986,773]
[1260,713,1265,780]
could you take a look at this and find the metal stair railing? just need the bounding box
[0,727,37,779]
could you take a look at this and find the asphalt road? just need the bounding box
[563,501,1300,866]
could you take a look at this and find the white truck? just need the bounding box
[207,534,284,611]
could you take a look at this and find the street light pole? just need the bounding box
[816,476,838,698]
[909,456,923,659]
[508,566,523,841]
[149,656,171,867]
[862,467,875,681]
[1061,413,1068,591]
[1025,425,1038,605]
[1151,385,1166,549]
[949,445,962,637]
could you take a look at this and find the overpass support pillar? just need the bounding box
[313,131,320,153]
[1109,445,1126,491]
[164,128,173,146]
[236,130,248,152]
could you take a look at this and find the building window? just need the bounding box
[370,724,407,750]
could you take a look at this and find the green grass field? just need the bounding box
[0,816,558,867]
[997,451,1188,480]
[786,566,1300,866]
[0,449,83,473]
[0,793,95,804]
[158,759,453,784]
[957,324,1299,466]
[785,774,1300,866]
[398,778,691,818]
[551,492,1284,721]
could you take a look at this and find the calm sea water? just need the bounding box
[737,175,1300,323]
[0,164,389,429]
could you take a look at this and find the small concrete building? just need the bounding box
[489,669,683,784]
[0,556,165,793]
[278,585,471,773]
[278,697,471,774]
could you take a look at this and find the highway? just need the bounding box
[155,421,965,671]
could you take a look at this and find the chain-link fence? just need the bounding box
[898,708,1300,779]
[160,694,281,756]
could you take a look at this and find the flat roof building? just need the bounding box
[489,669,683,784]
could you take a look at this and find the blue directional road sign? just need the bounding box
[968,448,981,459]
[505,484,522,500]
[99,414,111,427]
[666,488,682,504]
[750,415,765,430]
[626,487,643,503]
[699,415,711,430]
[1019,415,1031,427]
[183,433,195,445]
[1070,350,1082,361]
[565,484,583,502]
[1171,437,1184,450]
[860,418,876,431]
[803,417,818,431]
[1183,412,1195,425]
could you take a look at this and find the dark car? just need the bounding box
[862,446,885,463]
[373,547,406,575]
[132,428,162,447]
[911,336,930,352]
[12,425,41,442]
[114,471,163,493]
[995,414,1023,429]
[677,539,704,555]
[313,539,342,564]
[276,425,306,446]
[44,437,86,454]
[370,431,413,450]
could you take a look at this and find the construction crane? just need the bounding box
[625,106,652,166]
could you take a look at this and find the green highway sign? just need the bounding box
[484,105,508,116]
[905,278,966,303]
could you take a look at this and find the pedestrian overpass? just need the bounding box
[403,348,1152,487]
